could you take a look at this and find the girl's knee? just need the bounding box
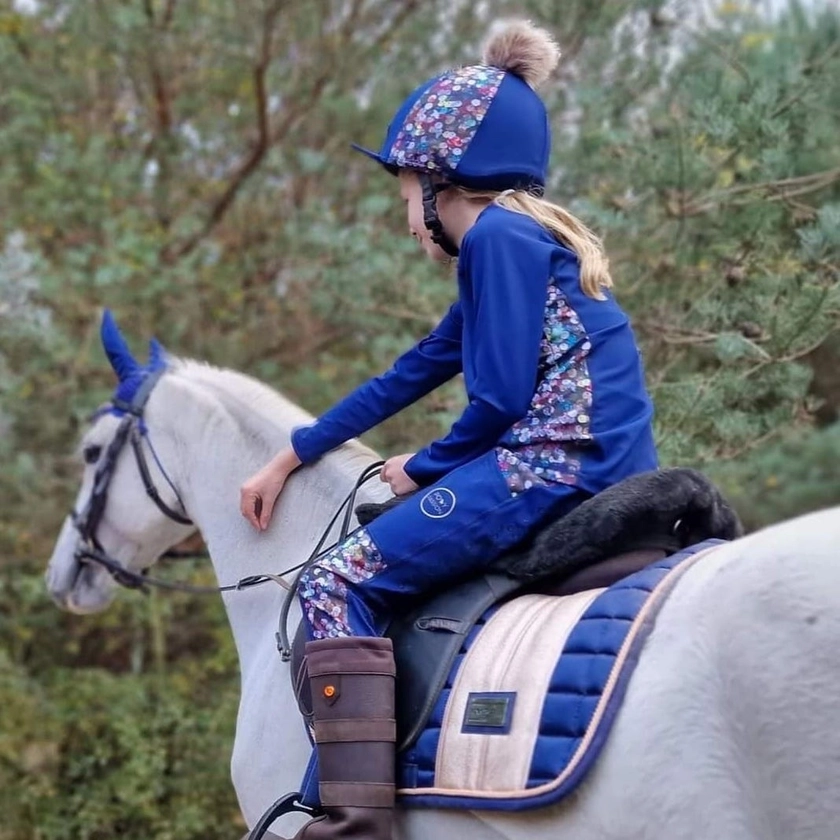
[298,559,342,598]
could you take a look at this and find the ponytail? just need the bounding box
[454,187,613,299]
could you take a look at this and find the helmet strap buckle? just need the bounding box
[419,173,460,257]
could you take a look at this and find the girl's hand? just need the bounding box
[381,454,420,497]
[240,447,302,531]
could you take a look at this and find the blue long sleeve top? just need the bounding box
[292,204,657,492]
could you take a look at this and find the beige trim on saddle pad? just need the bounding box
[399,543,720,800]
[435,588,605,791]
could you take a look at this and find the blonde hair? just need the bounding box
[454,187,613,300]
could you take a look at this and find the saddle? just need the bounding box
[292,468,741,752]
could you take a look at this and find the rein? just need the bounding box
[70,367,384,623]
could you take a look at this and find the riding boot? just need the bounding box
[286,636,397,840]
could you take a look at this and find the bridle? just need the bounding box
[68,366,384,655]
[70,366,201,592]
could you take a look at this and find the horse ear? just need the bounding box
[148,337,167,370]
[100,309,140,382]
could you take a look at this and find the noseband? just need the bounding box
[71,367,193,590]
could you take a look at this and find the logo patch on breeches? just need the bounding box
[420,487,457,519]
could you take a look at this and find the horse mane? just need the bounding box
[168,358,385,493]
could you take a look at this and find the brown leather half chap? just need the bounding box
[284,636,397,840]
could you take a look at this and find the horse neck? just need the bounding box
[150,364,391,671]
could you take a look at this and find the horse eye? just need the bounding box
[83,445,102,465]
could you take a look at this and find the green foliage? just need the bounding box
[709,421,840,531]
[0,650,241,840]
[1,0,839,836]
[546,0,840,465]
[0,563,240,839]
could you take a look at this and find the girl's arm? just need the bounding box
[291,302,463,464]
[405,219,553,486]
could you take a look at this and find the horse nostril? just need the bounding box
[45,570,70,606]
[49,589,69,608]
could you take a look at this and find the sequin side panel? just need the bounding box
[500,284,593,493]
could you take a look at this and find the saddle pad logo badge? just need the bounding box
[462,692,516,735]
[420,487,456,519]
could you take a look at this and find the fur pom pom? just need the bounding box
[482,19,560,89]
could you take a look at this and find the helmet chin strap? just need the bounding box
[419,173,460,257]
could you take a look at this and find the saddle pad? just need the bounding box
[396,540,722,811]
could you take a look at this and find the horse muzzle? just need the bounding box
[46,537,117,614]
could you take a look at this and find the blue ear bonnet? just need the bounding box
[100,310,167,415]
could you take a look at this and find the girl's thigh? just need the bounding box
[360,449,583,609]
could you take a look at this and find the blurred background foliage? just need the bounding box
[1,0,838,836]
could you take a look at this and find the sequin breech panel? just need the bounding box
[298,528,386,639]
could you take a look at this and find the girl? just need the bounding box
[240,20,657,840]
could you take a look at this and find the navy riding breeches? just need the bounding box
[297,448,587,640]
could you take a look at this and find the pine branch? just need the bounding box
[714,424,787,462]
[769,39,840,120]
[653,368,726,453]
[778,333,839,364]
[777,285,832,357]
[670,167,840,217]
[658,329,719,346]
[688,28,751,83]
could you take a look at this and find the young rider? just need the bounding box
[240,19,657,840]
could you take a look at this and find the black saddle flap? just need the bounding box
[388,571,522,753]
